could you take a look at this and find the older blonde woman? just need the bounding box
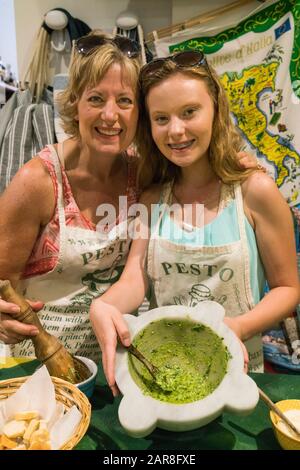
[0,33,141,362]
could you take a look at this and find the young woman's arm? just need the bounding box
[225,172,299,340]
[90,187,160,395]
[0,158,54,343]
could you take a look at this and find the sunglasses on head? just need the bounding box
[75,35,141,59]
[140,50,212,83]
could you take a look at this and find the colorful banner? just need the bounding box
[155,0,300,207]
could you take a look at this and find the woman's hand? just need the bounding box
[223,316,249,373]
[237,151,265,171]
[90,300,131,397]
[0,299,43,344]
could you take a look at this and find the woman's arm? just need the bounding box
[90,187,160,395]
[227,172,299,341]
[0,157,54,343]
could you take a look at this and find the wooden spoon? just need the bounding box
[126,344,159,379]
[126,344,178,392]
[259,388,300,437]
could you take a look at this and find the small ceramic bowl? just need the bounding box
[270,399,300,450]
[115,301,259,437]
[75,356,98,399]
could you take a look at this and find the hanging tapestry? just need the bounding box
[155,0,300,207]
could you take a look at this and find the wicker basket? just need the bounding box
[0,376,91,450]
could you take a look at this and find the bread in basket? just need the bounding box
[0,376,91,450]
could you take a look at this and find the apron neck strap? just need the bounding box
[57,141,65,169]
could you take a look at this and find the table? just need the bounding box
[1,361,300,450]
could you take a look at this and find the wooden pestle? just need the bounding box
[0,280,90,384]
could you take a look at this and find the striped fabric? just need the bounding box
[0,89,55,193]
[138,298,150,315]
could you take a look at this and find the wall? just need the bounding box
[172,0,266,26]
[0,0,18,80]
[13,0,172,81]
[5,0,272,83]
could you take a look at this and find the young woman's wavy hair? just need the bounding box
[57,31,141,138]
[137,58,255,189]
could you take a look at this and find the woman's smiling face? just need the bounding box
[146,73,215,169]
[76,63,138,157]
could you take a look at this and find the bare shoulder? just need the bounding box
[0,156,55,224]
[241,172,286,213]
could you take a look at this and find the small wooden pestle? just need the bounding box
[127,344,159,379]
[126,344,177,392]
[0,280,90,384]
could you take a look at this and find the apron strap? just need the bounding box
[234,182,254,308]
[57,141,65,169]
[47,144,67,272]
[147,182,173,280]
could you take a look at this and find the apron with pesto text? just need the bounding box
[147,182,263,372]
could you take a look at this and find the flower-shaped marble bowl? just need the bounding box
[115,301,259,437]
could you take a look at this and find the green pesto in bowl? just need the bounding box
[128,318,230,404]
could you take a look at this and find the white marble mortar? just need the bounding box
[115,301,259,437]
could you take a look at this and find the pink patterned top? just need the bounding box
[22,146,140,278]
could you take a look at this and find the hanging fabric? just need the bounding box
[0,89,55,193]
[42,8,91,43]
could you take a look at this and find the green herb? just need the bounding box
[191,324,205,332]
[128,318,229,404]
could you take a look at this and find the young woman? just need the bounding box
[90,51,299,395]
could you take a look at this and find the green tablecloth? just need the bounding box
[1,361,300,450]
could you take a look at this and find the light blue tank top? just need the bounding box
[151,194,265,304]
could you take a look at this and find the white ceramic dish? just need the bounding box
[115,301,259,437]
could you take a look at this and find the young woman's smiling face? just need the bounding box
[76,63,138,157]
[147,73,215,169]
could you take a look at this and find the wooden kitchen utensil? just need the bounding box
[0,280,90,384]
[126,343,180,392]
[127,343,159,379]
[259,388,300,437]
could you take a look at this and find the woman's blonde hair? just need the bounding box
[57,31,141,138]
[137,59,256,189]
